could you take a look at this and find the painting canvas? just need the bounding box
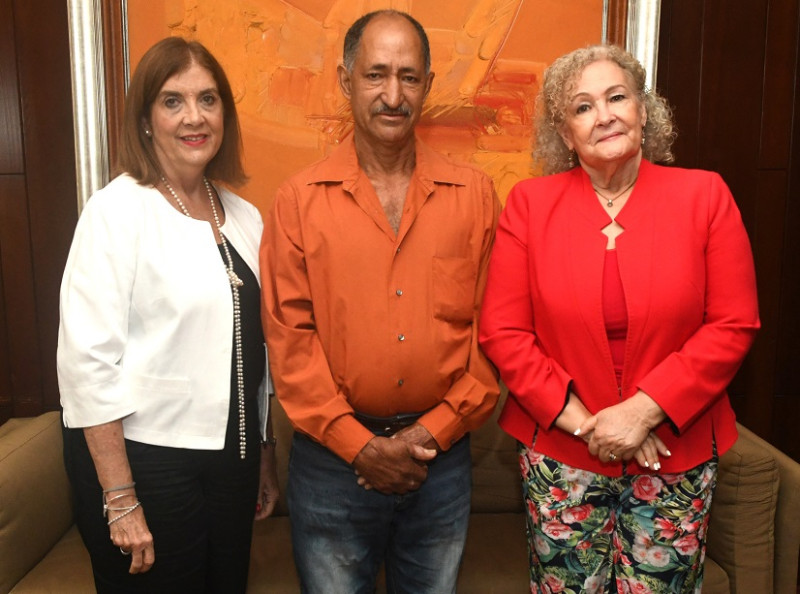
[125,0,605,212]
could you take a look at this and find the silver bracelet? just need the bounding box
[103,482,135,494]
[103,492,137,517]
[107,501,141,525]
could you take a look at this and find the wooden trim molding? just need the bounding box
[606,0,630,46]
[101,0,126,175]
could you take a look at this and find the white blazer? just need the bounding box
[57,174,270,450]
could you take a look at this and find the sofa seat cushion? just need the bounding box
[702,557,730,594]
[10,526,93,593]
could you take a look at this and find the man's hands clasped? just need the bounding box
[352,423,438,494]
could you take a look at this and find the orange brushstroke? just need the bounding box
[125,0,604,211]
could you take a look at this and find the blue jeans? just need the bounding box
[288,432,472,594]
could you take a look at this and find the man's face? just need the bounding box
[338,14,434,148]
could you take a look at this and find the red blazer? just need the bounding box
[479,160,760,475]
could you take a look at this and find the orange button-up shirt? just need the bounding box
[261,136,501,463]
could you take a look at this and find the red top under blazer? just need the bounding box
[479,160,760,475]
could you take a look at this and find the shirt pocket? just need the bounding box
[432,256,476,324]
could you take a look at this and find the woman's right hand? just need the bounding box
[560,394,670,469]
[576,428,669,469]
[108,501,155,573]
[630,432,671,471]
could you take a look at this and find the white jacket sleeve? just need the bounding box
[57,185,140,427]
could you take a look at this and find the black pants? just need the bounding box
[63,397,260,594]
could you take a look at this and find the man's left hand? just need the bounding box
[355,423,441,492]
[353,435,436,494]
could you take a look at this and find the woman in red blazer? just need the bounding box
[479,45,759,593]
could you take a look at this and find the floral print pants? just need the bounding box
[519,444,718,594]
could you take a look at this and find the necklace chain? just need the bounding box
[593,177,638,208]
[161,176,247,459]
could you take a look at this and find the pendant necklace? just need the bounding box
[161,176,247,459]
[593,176,638,208]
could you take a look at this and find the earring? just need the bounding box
[641,128,646,146]
[144,129,152,138]
[567,150,576,168]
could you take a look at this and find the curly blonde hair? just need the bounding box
[534,44,676,175]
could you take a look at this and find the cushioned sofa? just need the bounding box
[1,395,799,593]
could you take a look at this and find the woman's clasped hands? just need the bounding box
[565,391,672,469]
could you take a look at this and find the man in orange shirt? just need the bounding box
[261,10,500,593]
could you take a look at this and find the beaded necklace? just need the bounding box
[161,176,247,459]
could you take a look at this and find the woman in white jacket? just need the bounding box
[57,37,277,593]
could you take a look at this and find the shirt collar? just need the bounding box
[305,133,470,190]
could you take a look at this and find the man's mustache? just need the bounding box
[372,104,411,116]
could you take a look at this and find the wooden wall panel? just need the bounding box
[746,169,788,433]
[694,0,765,226]
[0,0,76,423]
[658,0,800,461]
[0,0,23,173]
[655,0,704,166]
[774,6,800,461]
[0,176,43,418]
[13,0,78,412]
[759,0,798,169]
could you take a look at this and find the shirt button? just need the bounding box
[396,247,401,254]
[397,379,404,386]
[396,289,403,296]
[398,334,405,341]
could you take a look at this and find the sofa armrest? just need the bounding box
[736,425,800,594]
[0,411,74,593]
[706,423,779,594]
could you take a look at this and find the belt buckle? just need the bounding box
[386,416,408,435]
[355,411,421,436]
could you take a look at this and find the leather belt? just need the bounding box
[354,411,426,436]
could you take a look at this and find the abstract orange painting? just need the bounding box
[126,0,604,212]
